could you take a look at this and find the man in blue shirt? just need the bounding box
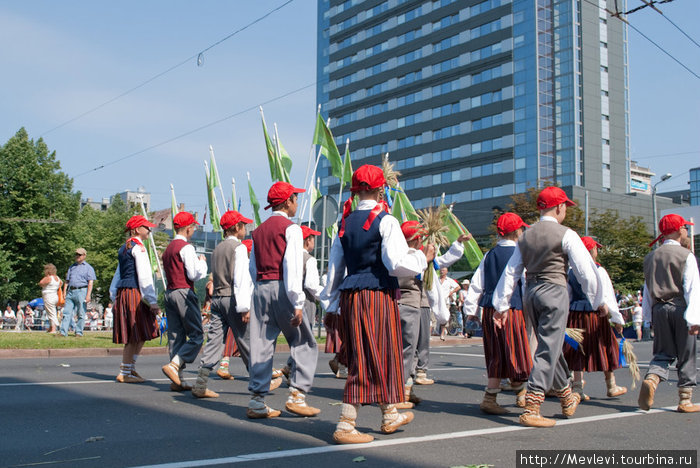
[59,248,97,337]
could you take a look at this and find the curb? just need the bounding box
[0,336,481,360]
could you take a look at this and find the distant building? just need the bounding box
[117,186,151,212]
[80,197,111,211]
[690,166,700,206]
[629,161,654,195]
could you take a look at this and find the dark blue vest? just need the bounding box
[478,244,523,310]
[117,240,139,289]
[568,266,598,311]
[339,210,399,291]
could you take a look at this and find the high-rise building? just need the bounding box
[690,166,700,206]
[315,0,678,236]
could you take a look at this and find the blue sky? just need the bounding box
[0,0,698,226]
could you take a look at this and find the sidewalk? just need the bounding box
[0,335,481,359]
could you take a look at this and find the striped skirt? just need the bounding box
[113,288,160,344]
[338,289,404,405]
[324,313,343,354]
[482,307,533,381]
[222,329,240,357]
[563,310,620,372]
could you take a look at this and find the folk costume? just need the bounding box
[247,181,320,419]
[109,215,160,383]
[398,220,465,407]
[281,225,329,381]
[322,165,428,444]
[192,211,255,398]
[563,236,626,400]
[493,187,604,427]
[463,213,532,414]
[161,212,209,391]
[639,214,700,413]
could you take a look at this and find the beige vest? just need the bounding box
[518,220,570,286]
[643,243,688,305]
[212,237,241,297]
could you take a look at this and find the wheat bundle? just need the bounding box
[382,154,400,188]
[622,338,641,389]
[417,205,450,290]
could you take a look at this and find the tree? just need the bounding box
[0,128,80,301]
[0,245,17,305]
[589,210,651,294]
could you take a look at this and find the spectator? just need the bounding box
[24,306,35,330]
[438,267,460,340]
[104,303,113,330]
[39,263,62,333]
[457,280,470,338]
[633,301,643,341]
[3,305,16,328]
[15,305,24,331]
[59,247,97,337]
[89,307,100,331]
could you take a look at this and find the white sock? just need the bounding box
[337,403,358,432]
[120,363,133,376]
[171,355,183,367]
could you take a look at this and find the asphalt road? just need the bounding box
[0,340,698,468]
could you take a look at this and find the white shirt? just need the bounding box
[249,211,305,310]
[304,254,329,310]
[439,275,460,306]
[597,265,624,325]
[435,241,465,269]
[641,239,700,327]
[231,239,254,313]
[109,238,158,305]
[321,199,428,313]
[493,216,604,313]
[463,239,516,316]
[174,234,208,283]
[633,306,642,323]
[41,276,61,298]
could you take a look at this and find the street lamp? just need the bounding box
[652,172,672,238]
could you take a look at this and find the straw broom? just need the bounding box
[621,337,641,389]
[565,328,585,355]
[417,205,450,290]
[382,154,400,189]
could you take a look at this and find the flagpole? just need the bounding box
[231,177,237,211]
[302,104,322,201]
[303,146,325,225]
[137,195,166,290]
[209,145,228,211]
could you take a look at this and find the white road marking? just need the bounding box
[0,378,172,387]
[129,406,679,468]
[432,352,484,358]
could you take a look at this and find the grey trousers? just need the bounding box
[164,288,204,365]
[400,304,421,382]
[249,280,318,395]
[286,299,317,369]
[200,296,251,371]
[523,281,571,393]
[413,306,432,374]
[648,299,697,387]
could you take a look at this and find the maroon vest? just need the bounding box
[163,239,194,290]
[251,215,292,281]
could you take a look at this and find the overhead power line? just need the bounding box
[39,0,296,138]
[581,0,700,80]
[74,80,319,177]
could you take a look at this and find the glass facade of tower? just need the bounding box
[317,0,628,234]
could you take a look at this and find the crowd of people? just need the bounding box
[104,164,698,446]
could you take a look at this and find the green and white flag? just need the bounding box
[247,172,262,226]
[205,166,222,232]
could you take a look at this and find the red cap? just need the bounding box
[581,236,602,251]
[351,165,386,192]
[536,186,576,209]
[125,215,156,231]
[242,239,253,253]
[220,210,253,230]
[649,214,694,246]
[265,181,305,210]
[301,225,321,239]
[401,220,426,241]
[496,213,529,236]
[173,211,199,228]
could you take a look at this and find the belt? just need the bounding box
[69,286,87,290]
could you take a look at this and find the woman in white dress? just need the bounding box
[39,263,62,333]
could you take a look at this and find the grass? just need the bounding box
[0,330,326,349]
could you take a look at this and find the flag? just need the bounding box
[391,186,419,222]
[261,109,279,181]
[231,178,237,213]
[145,237,158,274]
[276,134,293,177]
[272,132,291,183]
[441,206,483,269]
[247,172,261,226]
[170,184,179,232]
[341,138,352,189]
[209,147,221,190]
[206,172,221,232]
[326,222,338,241]
[313,112,343,179]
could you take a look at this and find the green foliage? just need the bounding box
[590,210,652,294]
[0,128,80,302]
[0,245,17,302]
